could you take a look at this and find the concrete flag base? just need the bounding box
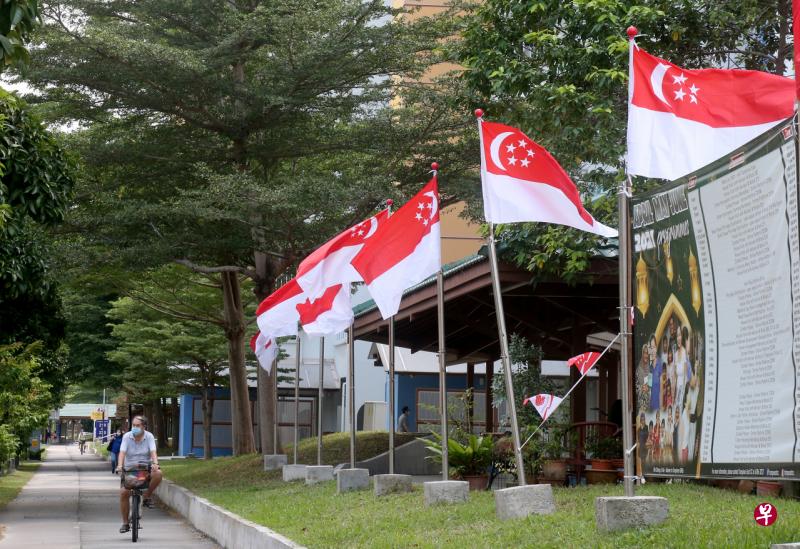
[494,484,556,520]
[595,496,669,532]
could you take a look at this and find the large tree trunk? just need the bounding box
[152,398,168,449]
[201,387,214,460]
[170,397,180,450]
[221,270,255,455]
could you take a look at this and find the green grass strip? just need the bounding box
[162,449,800,548]
[0,461,40,511]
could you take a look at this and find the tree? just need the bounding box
[21,0,474,454]
[0,0,41,69]
[455,0,792,280]
[106,265,241,456]
[0,342,53,452]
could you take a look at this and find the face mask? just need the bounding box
[132,427,143,436]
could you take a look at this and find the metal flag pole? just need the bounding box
[293,333,301,465]
[475,109,526,485]
[388,318,396,474]
[487,222,526,486]
[348,324,356,468]
[317,337,325,466]
[619,175,635,497]
[620,25,638,497]
[272,356,279,454]
[432,162,448,480]
[386,198,396,475]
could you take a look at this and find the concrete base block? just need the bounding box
[373,474,413,496]
[494,484,556,520]
[305,465,335,484]
[263,454,288,471]
[772,544,800,548]
[423,480,469,506]
[337,468,370,493]
[282,464,307,482]
[595,496,669,532]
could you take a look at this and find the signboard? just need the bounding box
[90,408,104,421]
[94,419,109,441]
[632,118,800,480]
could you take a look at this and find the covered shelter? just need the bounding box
[352,249,623,433]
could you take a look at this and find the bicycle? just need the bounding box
[120,464,151,543]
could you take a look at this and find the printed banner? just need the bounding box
[632,117,800,480]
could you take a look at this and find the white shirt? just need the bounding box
[120,431,156,467]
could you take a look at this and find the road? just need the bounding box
[0,444,219,548]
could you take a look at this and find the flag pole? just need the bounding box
[272,355,279,454]
[618,26,639,497]
[476,108,526,485]
[489,222,527,486]
[348,324,356,468]
[432,162,449,481]
[317,336,325,466]
[293,332,301,465]
[386,198,396,475]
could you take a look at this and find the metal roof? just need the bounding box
[57,403,118,418]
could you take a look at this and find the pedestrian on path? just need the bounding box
[116,416,162,534]
[107,429,124,474]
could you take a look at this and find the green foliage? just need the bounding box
[0,0,39,69]
[491,334,555,429]
[423,432,493,477]
[455,0,792,280]
[0,342,53,451]
[586,432,623,459]
[105,266,233,402]
[0,424,19,463]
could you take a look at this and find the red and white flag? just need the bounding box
[567,351,601,376]
[627,45,794,181]
[351,177,441,319]
[297,284,354,336]
[296,210,389,298]
[255,279,306,337]
[249,331,278,374]
[523,393,564,421]
[477,118,617,237]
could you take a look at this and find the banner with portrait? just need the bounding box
[632,116,800,480]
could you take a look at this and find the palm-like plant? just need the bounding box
[423,433,493,477]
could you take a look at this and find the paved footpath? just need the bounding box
[0,444,219,548]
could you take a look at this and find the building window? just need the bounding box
[190,398,257,451]
[276,397,315,452]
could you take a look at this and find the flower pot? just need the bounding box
[585,469,617,485]
[542,460,567,482]
[756,481,782,497]
[737,480,755,494]
[462,474,489,491]
[590,459,614,471]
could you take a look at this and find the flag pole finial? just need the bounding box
[626,26,638,40]
[386,199,393,207]
[430,162,439,172]
[474,108,484,119]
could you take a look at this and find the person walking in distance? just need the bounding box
[116,416,162,534]
[398,406,410,433]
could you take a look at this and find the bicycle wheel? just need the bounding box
[130,493,139,543]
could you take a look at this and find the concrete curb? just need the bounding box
[155,478,304,549]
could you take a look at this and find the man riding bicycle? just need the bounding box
[116,415,162,534]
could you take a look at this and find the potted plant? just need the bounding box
[585,434,621,484]
[756,480,782,497]
[539,424,572,484]
[423,433,493,490]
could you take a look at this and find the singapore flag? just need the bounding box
[523,393,564,422]
[627,45,794,181]
[477,118,617,238]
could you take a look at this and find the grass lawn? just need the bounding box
[0,462,40,511]
[161,453,800,548]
